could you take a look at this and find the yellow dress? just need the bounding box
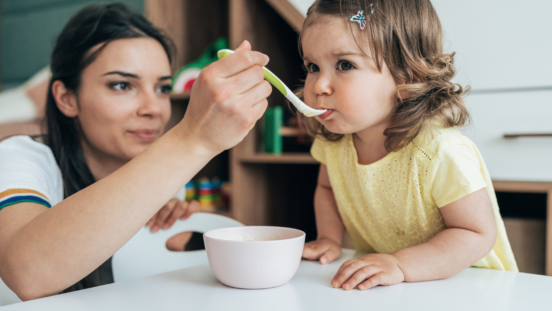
[311,126,518,271]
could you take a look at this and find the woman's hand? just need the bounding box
[302,237,342,265]
[179,40,272,155]
[145,199,200,232]
[331,254,405,291]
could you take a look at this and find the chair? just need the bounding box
[112,212,243,283]
[0,278,21,306]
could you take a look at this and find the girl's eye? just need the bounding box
[110,81,131,91]
[337,60,354,71]
[157,84,172,95]
[307,63,320,73]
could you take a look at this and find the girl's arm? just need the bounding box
[0,43,271,300]
[302,164,344,264]
[393,187,497,281]
[331,188,496,290]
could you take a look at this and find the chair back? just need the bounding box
[113,212,243,283]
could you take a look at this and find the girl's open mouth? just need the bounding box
[318,109,334,120]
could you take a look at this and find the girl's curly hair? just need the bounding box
[297,0,470,152]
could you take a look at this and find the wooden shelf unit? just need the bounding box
[146,0,318,240]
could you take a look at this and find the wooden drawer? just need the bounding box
[503,218,545,275]
[462,90,552,182]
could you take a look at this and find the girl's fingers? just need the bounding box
[319,249,338,265]
[358,272,386,291]
[342,265,379,291]
[302,241,329,260]
[334,259,356,277]
[332,260,368,288]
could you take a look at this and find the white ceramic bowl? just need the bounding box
[203,226,305,289]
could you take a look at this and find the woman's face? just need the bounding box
[76,37,172,162]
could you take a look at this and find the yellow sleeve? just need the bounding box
[310,138,326,165]
[426,144,488,208]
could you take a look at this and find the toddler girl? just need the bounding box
[299,0,518,291]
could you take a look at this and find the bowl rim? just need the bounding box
[203,226,306,244]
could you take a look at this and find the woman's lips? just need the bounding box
[128,129,158,142]
[318,109,334,120]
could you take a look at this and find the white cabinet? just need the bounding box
[462,90,552,181]
[432,0,552,91]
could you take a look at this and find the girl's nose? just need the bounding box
[313,73,333,96]
[137,90,163,117]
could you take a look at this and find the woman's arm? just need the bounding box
[302,164,344,264]
[331,188,497,290]
[0,42,271,300]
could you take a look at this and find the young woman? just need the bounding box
[0,4,271,299]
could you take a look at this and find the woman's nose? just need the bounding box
[313,73,333,96]
[137,90,163,117]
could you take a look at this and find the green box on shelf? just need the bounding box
[263,106,283,154]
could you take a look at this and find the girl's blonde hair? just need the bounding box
[298,0,470,152]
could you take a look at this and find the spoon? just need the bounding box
[217,49,326,117]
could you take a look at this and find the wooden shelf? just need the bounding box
[238,153,317,164]
[170,93,190,100]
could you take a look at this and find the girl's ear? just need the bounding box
[51,80,79,118]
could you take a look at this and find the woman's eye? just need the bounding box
[338,60,354,71]
[307,63,320,73]
[158,84,172,95]
[110,82,131,91]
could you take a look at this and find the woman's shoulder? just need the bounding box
[0,135,63,207]
[0,135,57,165]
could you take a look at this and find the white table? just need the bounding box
[3,249,552,311]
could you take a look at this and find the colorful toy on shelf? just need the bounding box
[171,37,229,94]
[211,177,223,207]
[263,106,283,154]
[198,177,215,210]
[185,181,196,200]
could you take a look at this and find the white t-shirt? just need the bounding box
[0,136,184,210]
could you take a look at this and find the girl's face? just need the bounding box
[75,38,172,162]
[302,16,397,135]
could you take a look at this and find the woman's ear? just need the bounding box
[51,80,79,118]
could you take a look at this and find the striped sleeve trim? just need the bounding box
[0,189,51,210]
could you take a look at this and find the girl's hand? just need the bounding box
[178,40,271,155]
[302,237,342,264]
[331,254,405,291]
[146,199,200,232]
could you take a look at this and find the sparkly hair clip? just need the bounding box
[350,4,376,31]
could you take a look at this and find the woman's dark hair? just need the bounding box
[44,4,175,198]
